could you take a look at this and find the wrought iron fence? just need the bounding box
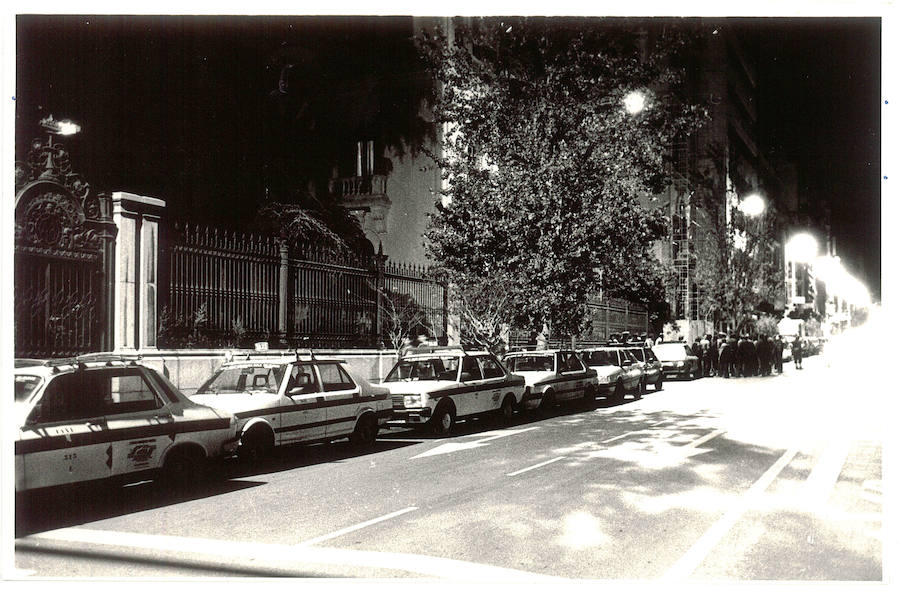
[161,221,448,349]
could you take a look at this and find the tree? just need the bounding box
[417,18,706,341]
[691,144,784,334]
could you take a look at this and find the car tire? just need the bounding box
[239,426,275,465]
[655,377,663,391]
[582,385,596,409]
[613,380,625,403]
[539,389,556,415]
[499,394,516,425]
[159,446,203,490]
[431,404,455,436]
[635,379,644,399]
[349,414,379,447]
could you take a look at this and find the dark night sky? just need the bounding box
[14,15,882,299]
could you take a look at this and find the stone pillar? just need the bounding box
[112,192,166,351]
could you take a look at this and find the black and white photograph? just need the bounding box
[3,3,891,584]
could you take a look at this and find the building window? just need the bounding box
[357,140,375,177]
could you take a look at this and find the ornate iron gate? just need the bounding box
[14,127,116,357]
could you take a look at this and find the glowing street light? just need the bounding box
[40,115,81,136]
[738,193,765,217]
[785,232,819,263]
[623,90,647,115]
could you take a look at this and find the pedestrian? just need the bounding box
[772,334,784,374]
[691,337,703,377]
[719,333,733,378]
[644,334,654,349]
[791,335,803,369]
[700,334,713,377]
[726,332,739,377]
[710,333,720,376]
[655,334,664,346]
[757,334,771,376]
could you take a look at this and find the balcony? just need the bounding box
[329,174,391,237]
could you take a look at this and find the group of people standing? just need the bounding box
[687,333,805,378]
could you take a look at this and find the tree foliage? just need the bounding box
[691,144,784,333]
[417,18,706,339]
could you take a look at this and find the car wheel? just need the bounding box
[499,394,516,425]
[431,404,455,436]
[239,426,275,465]
[635,379,644,399]
[655,377,664,391]
[349,414,379,447]
[539,389,556,415]
[582,385,596,409]
[159,447,202,490]
[613,380,625,402]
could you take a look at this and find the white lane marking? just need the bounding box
[20,527,560,581]
[412,427,539,459]
[662,447,799,581]
[296,507,418,547]
[804,440,850,509]
[507,457,567,477]
[684,429,726,449]
[602,431,644,444]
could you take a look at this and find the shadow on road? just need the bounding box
[16,439,420,538]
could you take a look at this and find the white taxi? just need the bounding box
[189,352,392,462]
[579,347,645,402]
[14,354,239,493]
[381,346,526,435]
[502,349,599,411]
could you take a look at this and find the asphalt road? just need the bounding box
[11,320,886,582]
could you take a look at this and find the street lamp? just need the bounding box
[785,231,819,312]
[40,115,81,137]
[623,90,647,115]
[786,232,818,263]
[738,193,765,217]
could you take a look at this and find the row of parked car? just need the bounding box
[13,342,693,494]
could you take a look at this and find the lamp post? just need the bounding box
[785,232,819,312]
[623,90,647,115]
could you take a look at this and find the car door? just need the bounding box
[279,363,327,444]
[317,362,363,440]
[18,370,113,490]
[477,355,508,410]
[618,350,641,389]
[557,351,586,401]
[458,355,485,416]
[103,367,175,478]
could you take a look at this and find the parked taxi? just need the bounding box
[622,344,664,391]
[502,349,598,411]
[579,346,644,401]
[14,354,239,493]
[652,342,701,379]
[189,351,391,462]
[381,346,526,435]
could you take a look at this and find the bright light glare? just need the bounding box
[786,232,818,263]
[738,193,765,217]
[623,91,646,115]
[56,120,81,135]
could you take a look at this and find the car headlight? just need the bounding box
[675,361,686,367]
[404,394,427,407]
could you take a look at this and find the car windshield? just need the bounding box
[582,350,615,366]
[504,355,554,372]
[626,348,644,361]
[14,375,42,403]
[654,344,688,360]
[385,356,460,382]
[195,365,286,394]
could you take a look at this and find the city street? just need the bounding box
[13,320,885,582]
